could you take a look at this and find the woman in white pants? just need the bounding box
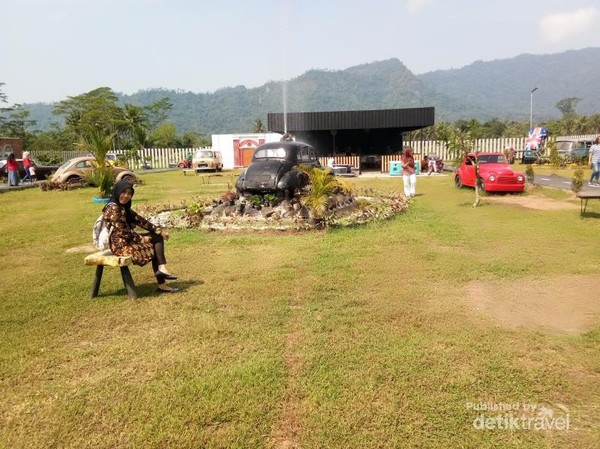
[401,146,416,197]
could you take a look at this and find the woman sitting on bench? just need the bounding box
[103,180,179,293]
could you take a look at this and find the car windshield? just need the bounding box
[195,151,214,158]
[556,142,573,151]
[59,159,74,169]
[254,147,287,159]
[478,154,506,164]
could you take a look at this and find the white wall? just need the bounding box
[211,132,283,169]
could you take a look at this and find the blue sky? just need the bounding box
[1,0,599,105]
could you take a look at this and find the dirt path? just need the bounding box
[269,279,308,448]
[465,275,600,334]
[484,194,578,211]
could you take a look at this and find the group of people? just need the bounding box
[5,152,35,186]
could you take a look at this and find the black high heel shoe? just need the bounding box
[155,270,177,280]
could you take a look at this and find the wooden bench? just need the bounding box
[576,191,600,216]
[84,250,137,299]
[182,169,197,176]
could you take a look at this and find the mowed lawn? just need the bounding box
[1,171,599,448]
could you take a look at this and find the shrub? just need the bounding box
[572,167,584,193]
[84,167,115,198]
[525,165,535,184]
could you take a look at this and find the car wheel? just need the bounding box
[477,178,486,192]
[455,175,463,188]
[177,163,185,168]
[121,174,136,184]
[67,176,83,184]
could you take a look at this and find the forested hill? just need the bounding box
[22,47,600,134]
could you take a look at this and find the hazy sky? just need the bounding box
[1,0,599,105]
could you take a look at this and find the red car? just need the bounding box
[455,152,525,192]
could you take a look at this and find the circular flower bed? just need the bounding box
[143,191,410,232]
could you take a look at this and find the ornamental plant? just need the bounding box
[571,166,584,193]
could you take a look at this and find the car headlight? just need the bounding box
[488,175,496,182]
[517,175,524,182]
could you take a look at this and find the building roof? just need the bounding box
[267,107,434,133]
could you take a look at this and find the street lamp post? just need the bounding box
[529,87,538,130]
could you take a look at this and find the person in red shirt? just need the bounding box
[22,151,32,182]
[6,153,20,186]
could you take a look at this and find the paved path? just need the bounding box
[533,174,599,193]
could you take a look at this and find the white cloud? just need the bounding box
[406,0,432,13]
[539,7,599,43]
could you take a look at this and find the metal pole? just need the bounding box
[529,87,538,130]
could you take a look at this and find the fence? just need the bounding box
[318,156,360,169]
[29,147,211,170]
[30,135,594,173]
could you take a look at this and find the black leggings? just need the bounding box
[147,233,167,283]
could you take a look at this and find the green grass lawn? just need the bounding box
[1,172,599,448]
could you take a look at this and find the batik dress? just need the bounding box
[103,202,160,266]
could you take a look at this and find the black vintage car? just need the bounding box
[0,158,60,180]
[236,141,321,197]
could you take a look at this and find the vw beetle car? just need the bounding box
[51,156,136,184]
[236,141,321,197]
[455,152,525,192]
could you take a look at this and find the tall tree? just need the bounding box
[148,122,177,147]
[253,118,266,133]
[555,97,581,119]
[0,82,7,104]
[0,106,37,148]
[144,97,173,131]
[53,87,123,139]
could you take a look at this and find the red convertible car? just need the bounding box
[455,152,525,192]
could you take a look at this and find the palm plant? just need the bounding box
[77,129,115,198]
[299,166,347,220]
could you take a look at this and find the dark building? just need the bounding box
[267,107,434,161]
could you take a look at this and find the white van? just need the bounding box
[555,138,594,152]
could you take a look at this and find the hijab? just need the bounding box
[106,180,135,224]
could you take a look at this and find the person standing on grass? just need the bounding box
[103,180,179,293]
[401,146,416,197]
[22,152,32,182]
[588,137,600,186]
[6,153,19,186]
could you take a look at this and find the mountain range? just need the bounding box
[23,47,600,135]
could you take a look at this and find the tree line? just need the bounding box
[0,84,211,164]
[1,83,600,166]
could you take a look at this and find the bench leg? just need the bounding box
[120,266,138,299]
[581,198,589,216]
[91,265,104,298]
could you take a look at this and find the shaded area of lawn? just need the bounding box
[0,172,599,448]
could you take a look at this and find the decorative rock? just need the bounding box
[298,206,310,219]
